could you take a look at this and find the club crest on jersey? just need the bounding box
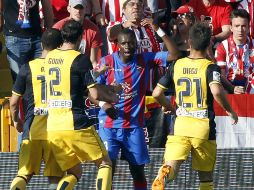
[213,71,221,82]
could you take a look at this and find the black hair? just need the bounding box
[117,28,137,41]
[230,9,250,23]
[61,19,83,44]
[41,28,63,50]
[189,22,211,51]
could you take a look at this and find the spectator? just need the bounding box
[187,0,232,45]
[151,22,238,190]
[108,0,161,54]
[50,0,69,23]
[53,0,102,68]
[215,9,254,94]
[91,0,151,56]
[170,5,196,57]
[1,0,54,82]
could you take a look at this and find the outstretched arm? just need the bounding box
[140,18,180,62]
[210,83,238,125]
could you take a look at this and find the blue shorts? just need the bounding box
[98,127,150,165]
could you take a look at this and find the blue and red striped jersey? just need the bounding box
[97,51,168,128]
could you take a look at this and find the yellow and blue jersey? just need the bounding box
[44,49,96,131]
[158,57,221,140]
[12,58,47,140]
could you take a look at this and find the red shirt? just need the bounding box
[53,17,103,57]
[187,0,232,35]
[50,0,69,22]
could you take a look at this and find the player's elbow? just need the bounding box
[88,87,100,101]
[152,87,163,100]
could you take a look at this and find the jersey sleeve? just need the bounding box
[72,54,97,88]
[143,51,169,68]
[96,57,107,85]
[207,64,222,86]
[215,42,227,69]
[157,62,175,89]
[12,64,29,96]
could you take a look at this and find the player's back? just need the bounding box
[173,57,216,140]
[45,49,95,131]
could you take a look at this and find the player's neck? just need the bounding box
[233,36,247,46]
[189,49,206,59]
[60,43,76,51]
[40,50,49,58]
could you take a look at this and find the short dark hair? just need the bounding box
[117,28,136,41]
[61,19,83,44]
[230,9,250,23]
[189,22,211,51]
[41,28,63,50]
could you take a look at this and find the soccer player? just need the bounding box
[94,24,179,189]
[151,23,238,190]
[44,20,121,190]
[9,28,63,190]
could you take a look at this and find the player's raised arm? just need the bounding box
[140,18,180,62]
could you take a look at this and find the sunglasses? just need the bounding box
[127,1,143,8]
[172,13,194,20]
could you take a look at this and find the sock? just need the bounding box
[199,182,214,190]
[96,164,112,190]
[159,165,175,183]
[166,165,175,182]
[10,176,27,190]
[134,180,147,190]
[56,174,78,190]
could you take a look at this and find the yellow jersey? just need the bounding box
[158,57,221,140]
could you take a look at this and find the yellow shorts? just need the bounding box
[18,140,63,177]
[164,136,216,171]
[48,126,108,171]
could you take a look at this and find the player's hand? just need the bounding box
[226,111,238,125]
[97,64,111,75]
[234,86,245,94]
[102,103,119,120]
[13,119,23,133]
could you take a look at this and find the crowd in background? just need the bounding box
[0,0,253,190]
